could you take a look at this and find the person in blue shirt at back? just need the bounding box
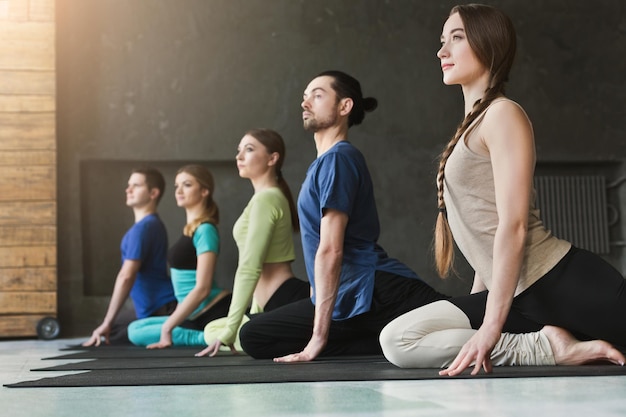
[83,167,177,346]
[239,70,449,361]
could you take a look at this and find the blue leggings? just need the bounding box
[128,295,231,346]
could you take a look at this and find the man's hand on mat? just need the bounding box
[82,324,111,347]
[274,335,326,363]
[195,340,238,357]
[439,324,500,376]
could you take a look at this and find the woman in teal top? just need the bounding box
[196,129,309,357]
[128,165,231,347]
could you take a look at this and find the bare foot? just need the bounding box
[541,325,625,366]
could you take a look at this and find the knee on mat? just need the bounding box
[238,320,266,359]
[379,320,411,368]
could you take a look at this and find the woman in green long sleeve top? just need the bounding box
[196,128,309,357]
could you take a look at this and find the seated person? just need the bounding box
[196,128,309,357]
[128,165,231,347]
[83,167,176,346]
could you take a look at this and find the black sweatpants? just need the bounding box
[450,246,626,348]
[239,271,448,359]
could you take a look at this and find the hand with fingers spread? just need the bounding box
[440,323,501,376]
[195,340,238,357]
[82,324,111,347]
[147,329,173,349]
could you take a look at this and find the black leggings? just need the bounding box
[240,271,448,359]
[450,247,626,348]
[264,277,310,312]
[179,294,232,330]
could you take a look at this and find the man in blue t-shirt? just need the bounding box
[239,71,448,360]
[83,167,176,346]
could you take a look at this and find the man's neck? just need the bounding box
[133,206,156,223]
[313,125,349,157]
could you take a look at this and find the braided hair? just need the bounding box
[434,4,517,278]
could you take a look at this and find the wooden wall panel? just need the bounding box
[0,95,55,112]
[0,292,56,313]
[0,150,56,166]
[0,70,55,95]
[28,0,54,21]
[0,225,56,246]
[0,315,50,337]
[0,246,56,268]
[0,267,56,291]
[0,0,57,338]
[0,113,55,150]
[0,201,56,224]
[0,166,55,200]
[0,0,29,21]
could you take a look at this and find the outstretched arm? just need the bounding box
[147,251,217,349]
[274,208,347,363]
[83,260,140,346]
[442,101,535,376]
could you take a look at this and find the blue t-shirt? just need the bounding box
[298,141,419,320]
[168,222,223,319]
[121,213,176,319]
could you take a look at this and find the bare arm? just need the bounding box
[274,208,348,362]
[82,260,141,346]
[442,101,535,376]
[147,251,217,349]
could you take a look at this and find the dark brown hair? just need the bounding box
[131,166,165,204]
[316,70,378,127]
[434,4,517,278]
[245,128,299,232]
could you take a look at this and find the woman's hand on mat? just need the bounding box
[273,335,326,363]
[439,324,501,376]
[147,331,173,349]
[195,340,238,357]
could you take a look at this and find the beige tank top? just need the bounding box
[443,99,571,295]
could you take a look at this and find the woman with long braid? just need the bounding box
[128,165,231,347]
[380,4,626,375]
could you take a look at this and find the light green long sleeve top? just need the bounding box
[217,187,295,345]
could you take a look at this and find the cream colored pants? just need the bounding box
[379,300,555,368]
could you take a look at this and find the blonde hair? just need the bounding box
[434,4,516,278]
[177,164,219,237]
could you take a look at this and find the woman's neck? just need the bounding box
[185,204,205,224]
[251,172,278,193]
[461,74,490,115]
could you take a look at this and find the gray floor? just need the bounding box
[2,338,626,417]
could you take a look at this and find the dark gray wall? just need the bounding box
[56,0,626,336]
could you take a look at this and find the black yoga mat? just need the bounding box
[6,347,626,388]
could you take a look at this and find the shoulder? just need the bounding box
[252,187,284,205]
[482,99,531,131]
[127,214,161,237]
[193,222,219,252]
[317,142,364,173]
[249,189,287,219]
[194,222,218,237]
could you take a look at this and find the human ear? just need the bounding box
[149,187,160,201]
[339,98,353,116]
[267,152,279,167]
